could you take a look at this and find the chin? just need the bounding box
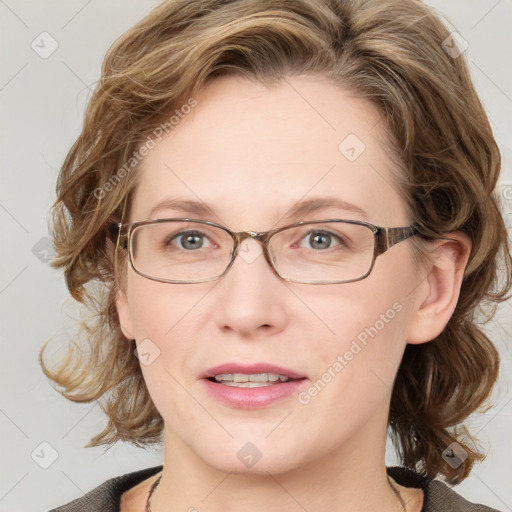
[208,452,299,477]
[195,433,305,476]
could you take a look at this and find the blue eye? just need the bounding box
[299,230,344,250]
[168,230,213,250]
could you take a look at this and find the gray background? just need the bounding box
[1,1,511,511]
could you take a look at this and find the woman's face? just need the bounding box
[117,75,425,475]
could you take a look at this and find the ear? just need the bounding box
[406,232,471,344]
[116,286,135,340]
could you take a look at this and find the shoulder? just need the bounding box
[47,465,163,512]
[424,479,502,512]
[387,466,503,512]
[48,464,501,512]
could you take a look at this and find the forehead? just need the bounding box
[131,75,408,228]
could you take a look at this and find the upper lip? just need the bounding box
[200,363,306,380]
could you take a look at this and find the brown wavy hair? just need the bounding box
[39,0,511,485]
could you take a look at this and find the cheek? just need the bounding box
[125,275,198,340]
[296,252,415,389]
[128,294,169,340]
[293,288,410,439]
[309,289,408,378]
[124,279,200,411]
[124,277,210,389]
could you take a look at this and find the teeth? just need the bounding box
[214,374,234,382]
[213,373,290,383]
[221,381,275,388]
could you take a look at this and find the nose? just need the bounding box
[211,237,289,337]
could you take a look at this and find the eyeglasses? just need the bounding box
[110,218,418,285]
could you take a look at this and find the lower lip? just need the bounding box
[202,378,308,409]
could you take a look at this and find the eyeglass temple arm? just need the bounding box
[108,222,127,248]
[375,226,418,255]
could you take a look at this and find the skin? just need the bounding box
[117,75,471,512]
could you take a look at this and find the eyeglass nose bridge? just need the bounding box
[223,229,282,279]
[232,229,271,248]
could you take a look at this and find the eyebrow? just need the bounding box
[148,197,368,222]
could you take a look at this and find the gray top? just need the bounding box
[48,465,502,512]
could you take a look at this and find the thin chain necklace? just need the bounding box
[388,476,407,511]
[145,474,406,512]
[145,474,161,512]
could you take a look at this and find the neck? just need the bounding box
[150,413,406,512]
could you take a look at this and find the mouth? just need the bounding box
[206,372,303,387]
[201,362,306,384]
[201,364,309,409]
[200,362,308,404]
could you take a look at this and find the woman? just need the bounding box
[41,0,511,511]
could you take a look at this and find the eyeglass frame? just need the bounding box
[109,218,419,285]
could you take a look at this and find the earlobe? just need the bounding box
[116,287,135,340]
[406,232,472,344]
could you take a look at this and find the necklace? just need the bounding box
[388,476,407,511]
[145,474,407,511]
[145,474,161,512]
